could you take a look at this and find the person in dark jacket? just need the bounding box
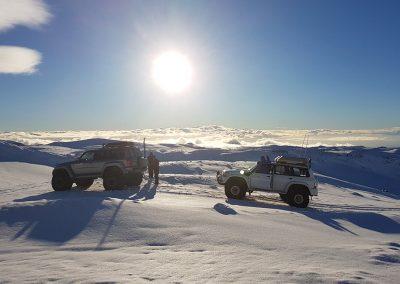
[153,156,160,184]
[257,155,271,174]
[257,155,268,167]
[147,152,155,178]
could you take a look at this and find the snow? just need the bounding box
[0,135,399,282]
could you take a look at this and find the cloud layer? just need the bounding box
[0,126,399,148]
[0,46,41,74]
[0,0,51,32]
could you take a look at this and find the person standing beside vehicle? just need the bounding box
[153,156,160,184]
[147,152,155,178]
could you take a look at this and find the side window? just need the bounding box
[127,149,137,159]
[107,149,125,159]
[94,151,104,161]
[274,165,287,175]
[116,150,125,159]
[254,164,271,174]
[80,151,94,161]
[102,150,110,160]
[290,167,310,177]
[300,168,310,177]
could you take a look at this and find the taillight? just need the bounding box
[123,160,133,167]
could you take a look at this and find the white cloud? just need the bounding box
[0,0,51,32]
[0,46,41,74]
[0,0,51,74]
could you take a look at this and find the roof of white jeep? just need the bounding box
[274,156,311,168]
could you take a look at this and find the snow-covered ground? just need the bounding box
[0,133,399,282]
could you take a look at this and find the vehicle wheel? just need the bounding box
[225,180,246,199]
[76,178,94,190]
[126,173,143,187]
[288,189,309,208]
[103,167,124,190]
[52,170,73,191]
[279,193,289,203]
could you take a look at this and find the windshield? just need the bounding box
[248,164,257,172]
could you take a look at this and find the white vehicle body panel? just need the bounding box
[217,163,318,196]
[250,173,271,190]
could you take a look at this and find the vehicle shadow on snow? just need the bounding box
[0,181,158,244]
[226,198,400,235]
[213,203,237,215]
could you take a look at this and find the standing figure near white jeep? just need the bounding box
[216,156,318,208]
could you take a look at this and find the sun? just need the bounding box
[152,51,193,94]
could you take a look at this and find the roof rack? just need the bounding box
[103,141,136,148]
[274,156,311,168]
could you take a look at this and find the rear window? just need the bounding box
[101,149,127,160]
[292,167,310,177]
[274,165,289,175]
[274,165,309,177]
[95,147,140,161]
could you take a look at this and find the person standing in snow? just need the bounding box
[257,155,271,174]
[257,155,268,167]
[147,152,155,178]
[153,156,160,185]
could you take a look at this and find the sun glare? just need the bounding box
[152,51,193,94]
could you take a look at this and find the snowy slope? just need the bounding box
[0,162,399,283]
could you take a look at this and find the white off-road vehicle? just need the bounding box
[216,156,318,208]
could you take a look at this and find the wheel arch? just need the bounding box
[52,166,74,179]
[102,163,125,175]
[103,164,124,177]
[226,176,249,189]
[287,183,310,195]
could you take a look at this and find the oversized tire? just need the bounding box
[225,179,247,199]
[279,193,289,203]
[125,173,143,187]
[75,178,94,190]
[103,167,124,190]
[287,188,309,208]
[52,170,73,191]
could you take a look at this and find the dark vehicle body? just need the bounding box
[52,142,147,191]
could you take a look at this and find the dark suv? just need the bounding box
[51,142,147,191]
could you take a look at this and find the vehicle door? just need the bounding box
[70,151,95,175]
[272,165,292,192]
[249,164,272,190]
[91,150,106,175]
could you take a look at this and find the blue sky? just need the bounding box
[0,0,399,131]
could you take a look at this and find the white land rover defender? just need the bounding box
[216,156,318,208]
